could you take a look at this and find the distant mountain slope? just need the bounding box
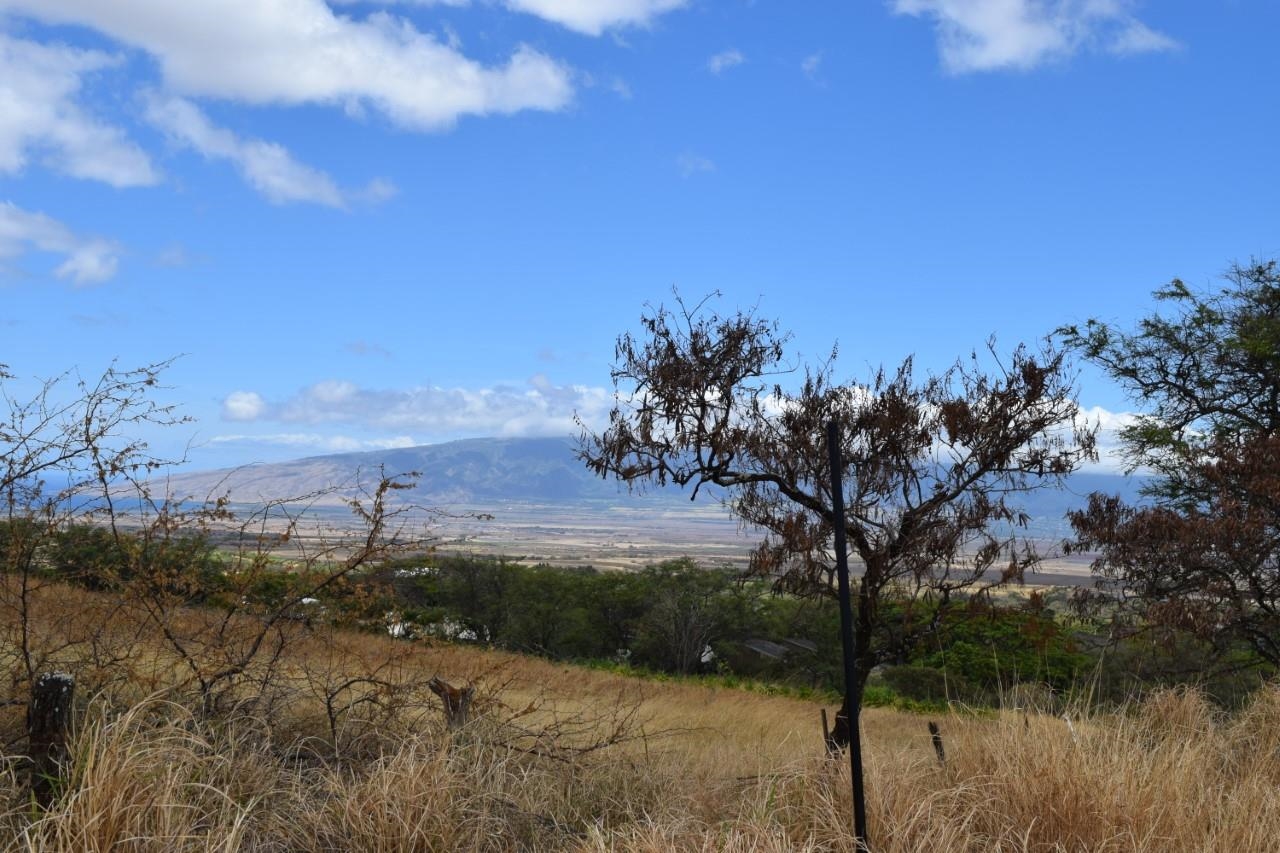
[167,437,654,507]
[164,437,1148,525]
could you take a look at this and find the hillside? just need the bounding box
[2,580,1276,852]
[169,437,678,507]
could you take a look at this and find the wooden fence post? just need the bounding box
[28,672,75,806]
[927,721,946,766]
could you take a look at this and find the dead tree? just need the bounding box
[580,293,1097,748]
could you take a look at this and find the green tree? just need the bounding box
[1061,261,1280,669]
[580,570,653,660]
[1061,260,1280,503]
[505,564,595,657]
[630,560,737,674]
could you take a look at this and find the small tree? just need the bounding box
[579,294,1096,743]
[0,359,436,717]
[114,468,430,716]
[633,560,731,674]
[0,360,184,686]
[1061,261,1280,669]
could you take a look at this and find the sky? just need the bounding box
[2,0,1278,473]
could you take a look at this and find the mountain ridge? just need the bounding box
[169,437,1146,521]
[171,437,660,507]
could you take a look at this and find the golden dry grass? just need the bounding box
[1,582,1278,851]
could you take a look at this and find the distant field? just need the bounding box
[154,436,1122,585]
[211,496,1097,585]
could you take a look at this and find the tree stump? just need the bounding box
[428,677,474,730]
[927,720,946,766]
[28,672,75,806]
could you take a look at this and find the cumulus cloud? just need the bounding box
[330,0,687,35]
[0,0,574,129]
[144,93,392,207]
[217,376,613,440]
[503,0,688,36]
[222,390,267,421]
[1075,404,1141,472]
[0,33,158,187]
[0,201,121,284]
[890,0,1178,73]
[707,48,745,74]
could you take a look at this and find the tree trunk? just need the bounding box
[28,672,75,806]
[825,662,871,754]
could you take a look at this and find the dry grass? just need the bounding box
[0,583,1278,850]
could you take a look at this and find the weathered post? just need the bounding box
[428,677,475,731]
[28,672,75,806]
[827,420,869,851]
[927,721,946,766]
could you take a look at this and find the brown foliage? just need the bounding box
[1064,262,1280,670]
[1071,435,1280,665]
[579,293,1097,717]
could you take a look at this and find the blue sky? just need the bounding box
[2,0,1277,472]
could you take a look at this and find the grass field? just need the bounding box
[1,581,1277,851]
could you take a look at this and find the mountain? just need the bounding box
[166,437,666,507]
[166,437,1147,522]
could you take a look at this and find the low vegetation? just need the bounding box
[0,578,1278,851]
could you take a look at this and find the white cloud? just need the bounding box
[1074,404,1140,472]
[0,0,574,129]
[707,48,745,75]
[0,201,121,284]
[0,33,158,187]
[328,0,471,6]
[503,0,687,36]
[1107,18,1179,56]
[209,432,419,453]
[325,0,687,34]
[890,0,1178,73]
[676,151,715,177]
[143,93,391,207]
[218,376,614,439]
[222,390,267,421]
[357,178,400,204]
[308,380,361,405]
[327,0,687,35]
